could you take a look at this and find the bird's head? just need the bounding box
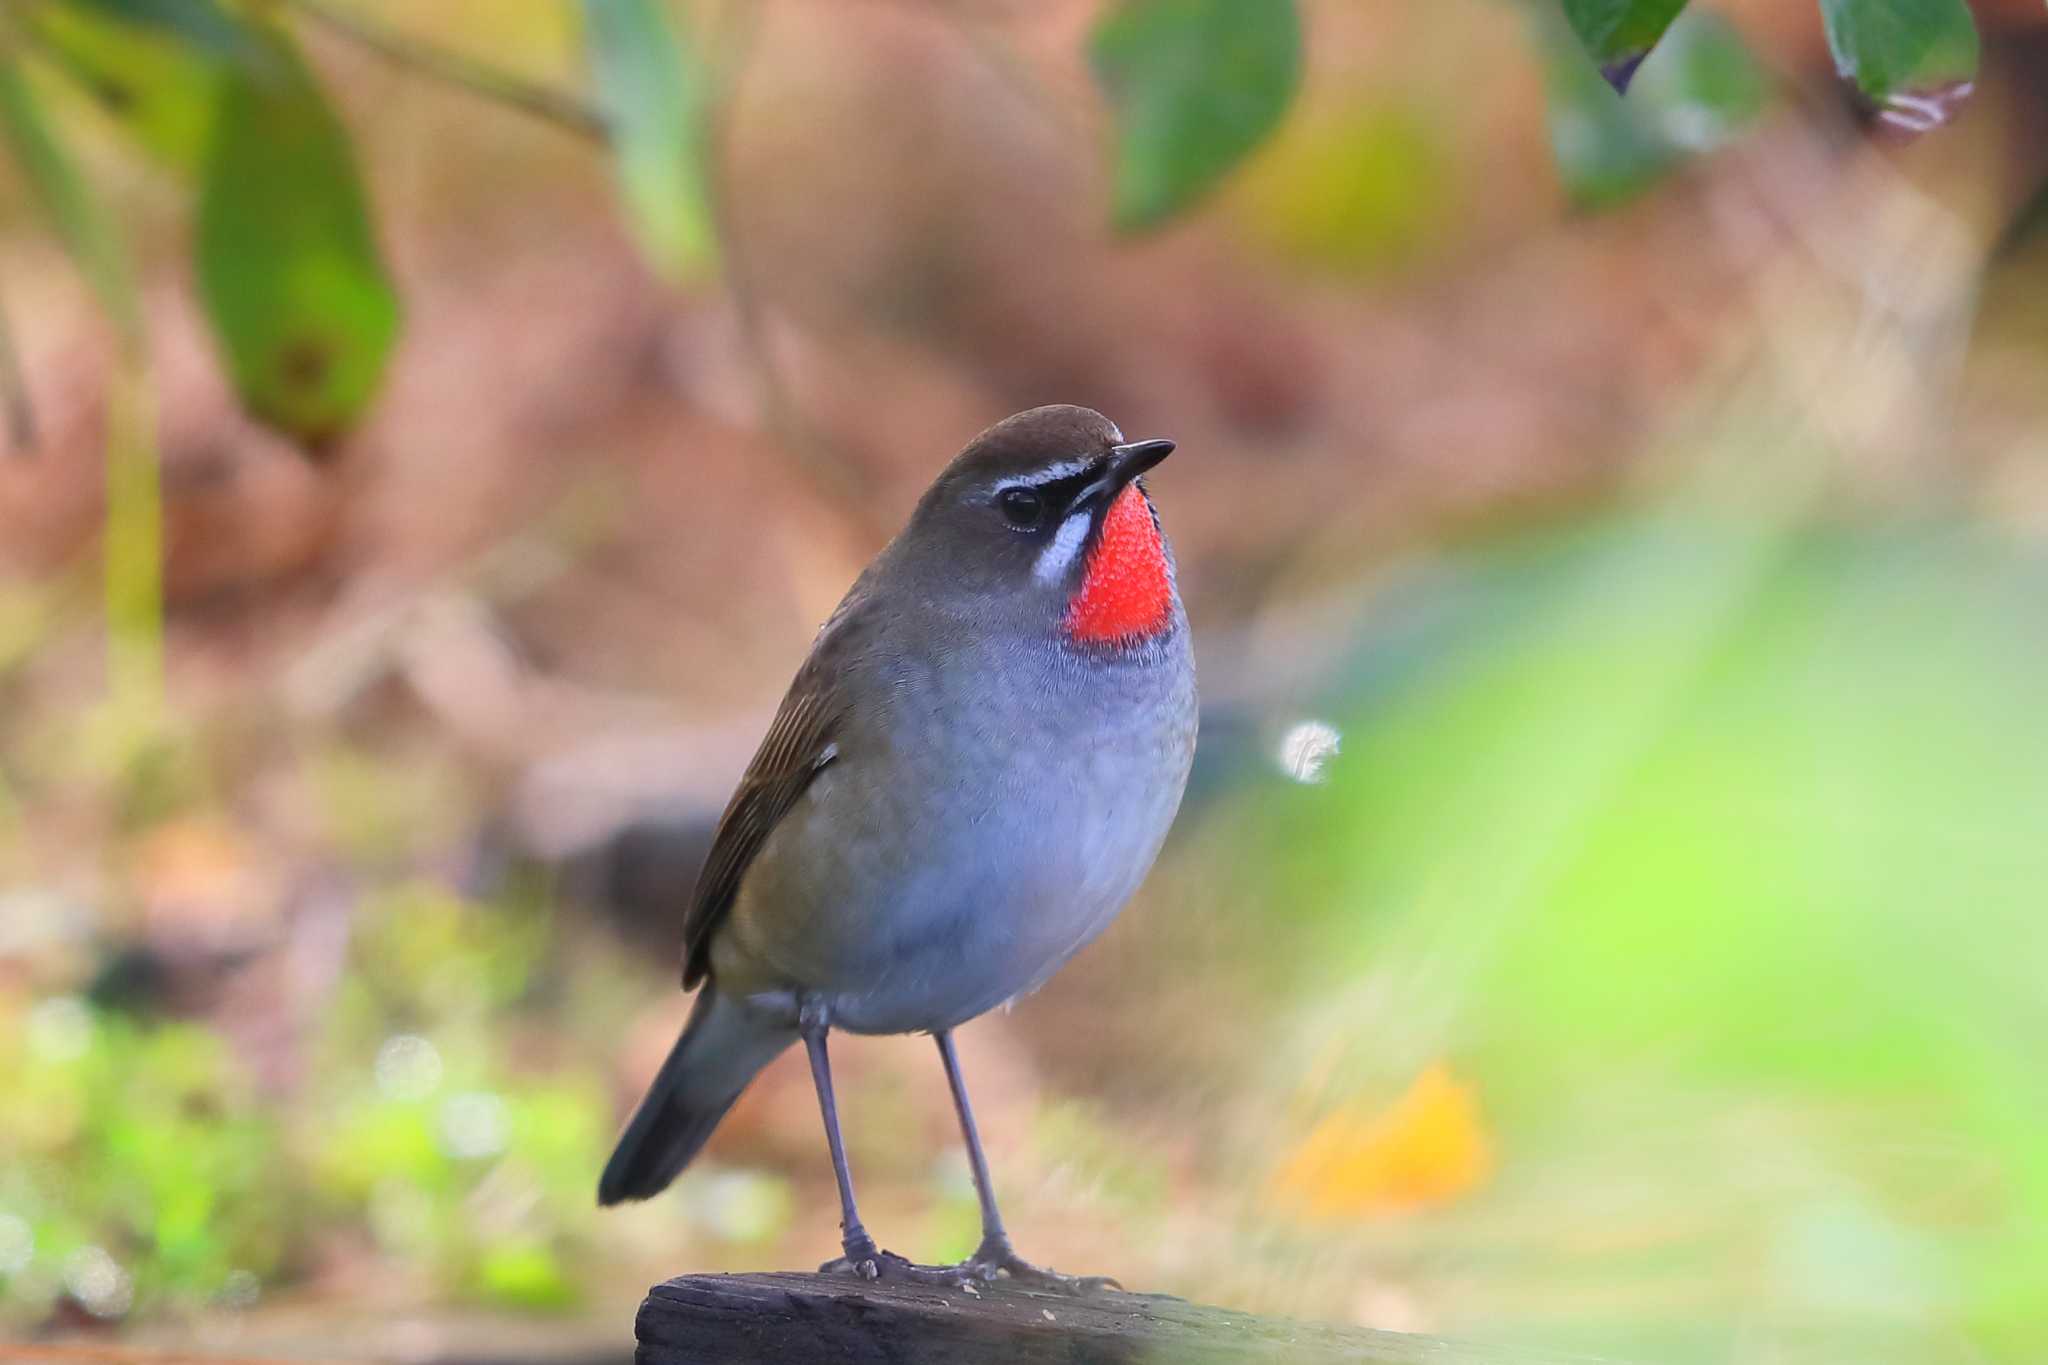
[897,405,1179,648]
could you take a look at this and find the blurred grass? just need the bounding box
[0,876,620,1327]
[0,1003,296,1319]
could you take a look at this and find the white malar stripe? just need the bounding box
[1034,511,1093,583]
[992,459,1094,493]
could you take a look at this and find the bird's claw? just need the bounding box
[819,1246,974,1291]
[958,1236,1121,1295]
[820,1235,1118,1295]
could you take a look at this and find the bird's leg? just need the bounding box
[934,1030,1120,1295]
[804,1004,971,1289]
[935,1029,1011,1251]
[800,1007,884,1276]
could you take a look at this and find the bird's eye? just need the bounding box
[998,487,1047,530]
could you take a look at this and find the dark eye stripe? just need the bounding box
[1021,463,1105,513]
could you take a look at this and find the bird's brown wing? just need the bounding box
[679,642,849,989]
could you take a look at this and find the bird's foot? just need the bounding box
[957,1234,1121,1295]
[820,1238,975,1291]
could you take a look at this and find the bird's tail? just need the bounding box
[598,987,795,1205]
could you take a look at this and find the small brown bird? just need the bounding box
[599,405,1197,1290]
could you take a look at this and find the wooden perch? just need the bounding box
[635,1271,1515,1364]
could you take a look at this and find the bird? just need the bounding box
[597,405,1197,1292]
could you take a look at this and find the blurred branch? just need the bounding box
[699,0,884,533]
[921,1,1089,151]
[103,355,163,729]
[287,0,609,140]
[0,281,32,455]
[1994,174,2048,259]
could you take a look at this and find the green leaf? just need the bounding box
[0,55,141,340]
[1541,8,1767,210]
[196,27,399,439]
[1559,0,1691,93]
[580,0,714,281]
[25,0,225,172]
[1090,0,1303,232]
[1818,0,1978,133]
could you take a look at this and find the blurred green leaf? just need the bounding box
[1090,0,1303,232]
[0,56,141,340]
[1559,0,1690,93]
[474,1242,577,1309]
[196,26,398,439]
[65,0,255,60]
[1818,0,1978,133]
[26,0,224,172]
[580,0,714,281]
[1250,514,2048,1356]
[1541,8,1767,210]
[1646,10,1771,139]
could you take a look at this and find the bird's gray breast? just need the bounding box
[718,619,1196,1035]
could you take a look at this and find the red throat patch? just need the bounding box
[1063,484,1172,645]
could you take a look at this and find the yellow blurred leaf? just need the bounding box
[1229,104,1451,274]
[1267,1063,1492,1220]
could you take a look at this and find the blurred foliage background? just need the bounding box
[3,0,2047,1361]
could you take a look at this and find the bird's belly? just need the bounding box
[720,712,1190,1035]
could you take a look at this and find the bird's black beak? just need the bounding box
[1109,438,1176,483]
[1074,438,1174,508]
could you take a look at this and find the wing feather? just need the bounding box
[679,625,855,987]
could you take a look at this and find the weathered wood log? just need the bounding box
[635,1272,1522,1364]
